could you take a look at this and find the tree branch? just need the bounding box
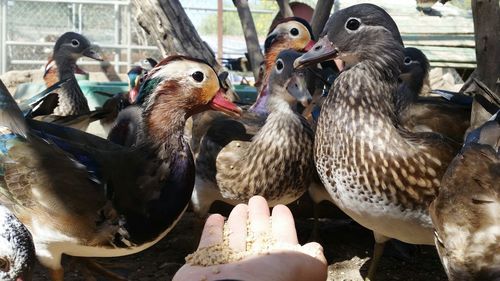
[132,0,218,68]
[233,0,264,78]
[276,0,294,18]
[310,0,334,39]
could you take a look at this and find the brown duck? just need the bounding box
[192,50,315,216]
[294,4,460,279]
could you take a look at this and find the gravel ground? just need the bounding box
[32,198,447,281]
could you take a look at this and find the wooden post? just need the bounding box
[132,0,218,68]
[233,0,264,79]
[472,0,500,95]
[310,0,334,39]
[276,0,294,18]
[217,0,223,64]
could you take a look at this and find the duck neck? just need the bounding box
[340,61,399,115]
[122,100,193,244]
[141,104,187,158]
[54,53,77,81]
[407,70,426,96]
[266,85,295,114]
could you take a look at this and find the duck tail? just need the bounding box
[0,79,29,138]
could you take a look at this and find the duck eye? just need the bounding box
[290,28,299,36]
[404,57,412,65]
[0,257,9,272]
[191,71,204,82]
[71,39,80,47]
[345,18,361,31]
[276,59,284,73]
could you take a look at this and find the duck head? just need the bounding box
[400,47,430,93]
[127,66,147,104]
[268,50,312,109]
[252,17,315,114]
[265,17,315,54]
[0,206,35,281]
[137,55,242,120]
[140,57,158,71]
[53,32,103,63]
[294,3,404,77]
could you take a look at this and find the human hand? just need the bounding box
[173,196,327,281]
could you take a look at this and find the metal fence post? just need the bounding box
[114,3,120,73]
[0,0,7,74]
[126,3,131,70]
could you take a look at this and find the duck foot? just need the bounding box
[79,258,130,281]
[365,241,386,281]
[48,268,64,281]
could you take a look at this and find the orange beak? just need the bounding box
[304,40,316,51]
[209,88,242,118]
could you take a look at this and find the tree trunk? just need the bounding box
[233,0,264,78]
[132,0,218,68]
[276,0,294,18]
[472,0,500,95]
[305,0,334,103]
[310,0,334,39]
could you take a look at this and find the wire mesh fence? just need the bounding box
[0,0,307,74]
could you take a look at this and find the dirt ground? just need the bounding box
[32,197,447,281]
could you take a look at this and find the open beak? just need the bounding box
[209,88,242,118]
[82,45,103,61]
[294,36,339,69]
[303,40,316,51]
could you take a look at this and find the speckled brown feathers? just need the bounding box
[216,105,314,205]
[296,4,461,245]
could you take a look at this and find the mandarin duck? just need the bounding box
[192,50,315,217]
[43,57,86,88]
[0,55,240,281]
[25,32,103,131]
[430,110,500,281]
[294,4,461,279]
[249,17,316,115]
[0,205,35,281]
[98,58,158,136]
[189,17,316,157]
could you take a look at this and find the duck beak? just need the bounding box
[82,45,103,61]
[303,39,316,51]
[264,33,278,53]
[287,72,312,107]
[129,84,140,104]
[209,88,242,118]
[294,36,339,69]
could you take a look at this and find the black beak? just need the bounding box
[264,33,278,53]
[82,45,103,61]
[293,36,339,69]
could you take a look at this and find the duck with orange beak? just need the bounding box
[0,55,240,281]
